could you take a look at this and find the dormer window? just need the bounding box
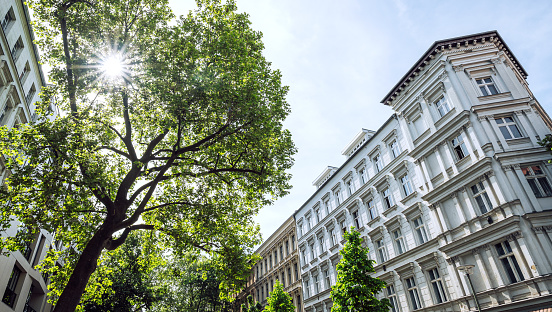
[476,77,499,96]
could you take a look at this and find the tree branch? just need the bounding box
[96,146,131,159]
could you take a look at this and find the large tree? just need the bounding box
[330,228,390,312]
[0,0,295,311]
[264,280,295,312]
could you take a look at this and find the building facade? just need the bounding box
[238,216,304,311]
[294,31,552,312]
[0,1,57,311]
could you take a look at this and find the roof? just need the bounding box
[381,31,528,105]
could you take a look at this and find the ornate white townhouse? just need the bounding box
[0,1,59,311]
[237,216,304,311]
[293,31,552,312]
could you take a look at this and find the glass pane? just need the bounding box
[495,118,504,124]
[476,79,483,84]
[488,84,499,95]
[484,78,492,83]
[509,125,522,138]
[499,126,513,140]
[504,117,514,123]
[433,283,443,303]
[532,166,543,175]
[471,185,479,194]
[429,269,436,280]
[502,258,518,283]
[522,167,531,176]
[480,86,489,96]
[527,179,542,197]
[475,194,486,211]
[511,257,525,282]
[496,243,505,256]
[538,177,552,196]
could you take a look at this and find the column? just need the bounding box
[451,192,471,235]
[491,56,524,98]
[533,227,552,274]
[465,123,485,159]
[414,159,428,193]
[432,203,452,243]
[419,97,437,132]
[419,158,434,191]
[484,245,506,288]
[486,171,507,206]
[441,141,459,176]
[487,115,509,151]
[503,165,535,213]
[515,110,539,146]
[473,248,492,290]
[509,233,536,278]
[433,146,448,181]
[458,187,478,219]
[479,116,501,152]
[525,104,550,137]
[460,126,476,160]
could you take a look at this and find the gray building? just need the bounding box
[0,1,58,311]
[294,31,552,312]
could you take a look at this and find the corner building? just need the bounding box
[0,1,59,311]
[294,31,552,312]
[237,216,304,311]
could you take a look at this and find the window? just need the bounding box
[310,243,316,260]
[374,154,384,172]
[298,223,303,237]
[428,268,448,304]
[288,268,292,284]
[390,140,401,158]
[280,246,284,260]
[340,220,348,236]
[476,77,499,96]
[257,289,260,301]
[304,280,310,297]
[523,166,552,198]
[435,96,451,117]
[346,180,354,195]
[382,187,394,209]
[270,279,273,292]
[264,259,267,272]
[496,240,524,284]
[2,266,21,308]
[376,239,387,263]
[405,277,422,310]
[495,116,522,139]
[10,37,24,61]
[359,168,367,184]
[269,255,272,268]
[401,173,414,197]
[324,199,331,214]
[334,190,342,206]
[274,250,278,264]
[294,263,299,281]
[297,295,301,311]
[291,235,295,249]
[261,286,264,300]
[471,182,493,214]
[412,216,429,244]
[392,229,406,255]
[319,235,325,253]
[19,62,31,83]
[387,284,400,312]
[301,250,307,264]
[324,269,331,288]
[452,133,469,160]
[315,208,322,223]
[285,241,289,255]
[329,228,337,246]
[314,275,320,294]
[2,8,15,32]
[352,210,361,228]
[307,215,313,231]
[281,272,286,287]
[367,199,377,220]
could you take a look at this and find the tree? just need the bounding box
[330,228,390,312]
[241,295,263,312]
[81,233,164,312]
[264,280,295,312]
[0,0,295,310]
[151,252,233,312]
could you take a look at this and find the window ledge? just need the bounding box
[435,107,457,129]
[340,238,347,245]
[382,204,399,217]
[477,91,512,102]
[413,128,431,146]
[310,258,318,265]
[455,154,472,167]
[329,244,340,252]
[357,225,366,232]
[505,137,531,146]
[400,191,418,205]
[367,216,381,228]
[319,250,328,258]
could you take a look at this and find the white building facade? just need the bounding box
[0,1,57,311]
[294,31,552,312]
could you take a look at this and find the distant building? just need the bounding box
[0,1,58,311]
[293,31,552,312]
[237,216,304,311]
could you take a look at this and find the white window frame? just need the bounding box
[315,208,322,223]
[495,116,523,140]
[392,228,406,255]
[476,77,499,96]
[387,284,400,312]
[359,167,367,185]
[334,189,342,206]
[470,181,493,214]
[10,37,24,61]
[376,239,388,263]
[374,154,384,172]
[352,210,361,229]
[451,133,469,161]
[313,275,320,294]
[324,268,331,288]
[412,216,429,245]
[389,140,401,159]
[367,199,377,220]
[2,8,15,32]
[382,187,394,210]
[400,173,414,197]
[495,240,525,284]
[522,165,552,198]
[428,267,448,304]
[318,235,325,253]
[434,96,451,118]
[346,179,354,196]
[405,276,422,310]
[329,228,337,246]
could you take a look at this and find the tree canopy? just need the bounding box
[0,0,295,311]
[264,280,295,312]
[330,228,390,312]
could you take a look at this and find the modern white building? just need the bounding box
[294,31,552,312]
[0,1,58,311]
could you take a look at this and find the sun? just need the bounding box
[100,53,126,80]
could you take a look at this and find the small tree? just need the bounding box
[241,294,263,312]
[330,228,390,312]
[264,280,295,312]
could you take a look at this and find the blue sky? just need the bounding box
[168,0,552,241]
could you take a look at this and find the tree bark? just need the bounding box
[53,227,110,312]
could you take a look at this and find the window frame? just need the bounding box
[1,8,16,33]
[366,198,377,220]
[405,276,422,310]
[400,173,414,197]
[392,228,406,255]
[476,76,499,96]
[434,96,451,118]
[451,133,469,161]
[428,267,448,304]
[470,181,493,214]
[386,284,400,312]
[522,165,552,198]
[495,240,525,284]
[376,239,388,263]
[382,187,395,210]
[373,154,384,173]
[495,116,523,140]
[412,215,429,245]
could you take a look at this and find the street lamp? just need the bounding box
[457,264,481,312]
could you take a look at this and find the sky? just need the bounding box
[168,0,552,242]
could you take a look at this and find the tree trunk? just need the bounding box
[53,228,109,312]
